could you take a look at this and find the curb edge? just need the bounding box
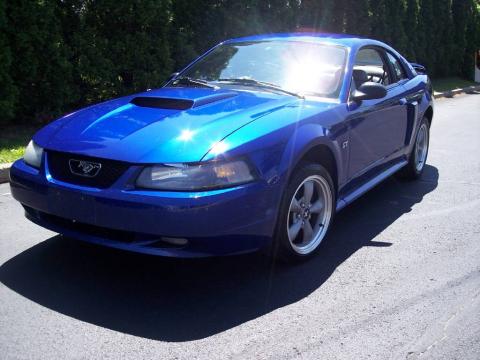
[0,163,12,184]
[433,84,480,99]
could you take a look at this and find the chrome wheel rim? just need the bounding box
[287,175,333,255]
[414,123,429,172]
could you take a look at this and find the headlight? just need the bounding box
[136,160,256,191]
[24,140,44,168]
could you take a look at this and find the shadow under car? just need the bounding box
[0,165,439,341]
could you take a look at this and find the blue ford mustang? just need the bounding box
[10,33,433,261]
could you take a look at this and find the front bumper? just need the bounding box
[10,158,281,257]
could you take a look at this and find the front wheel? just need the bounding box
[272,163,335,262]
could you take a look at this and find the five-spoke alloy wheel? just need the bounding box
[273,163,335,261]
[287,175,333,255]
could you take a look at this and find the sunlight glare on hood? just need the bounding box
[210,141,229,156]
[178,129,196,141]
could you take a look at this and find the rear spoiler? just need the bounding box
[411,63,427,74]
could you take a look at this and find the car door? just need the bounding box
[384,50,420,150]
[347,47,409,179]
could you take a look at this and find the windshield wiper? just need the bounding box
[171,77,216,89]
[217,78,304,98]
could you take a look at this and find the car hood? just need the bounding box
[35,87,300,163]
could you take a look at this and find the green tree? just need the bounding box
[385,0,408,53]
[77,0,173,104]
[6,0,75,122]
[370,0,390,42]
[452,0,470,76]
[404,0,419,61]
[432,0,455,77]
[329,0,346,33]
[344,0,371,36]
[416,0,437,75]
[256,0,300,33]
[0,0,16,124]
[461,0,480,79]
[297,0,339,32]
[169,0,205,69]
[2,0,480,125]
[55,0,85,108]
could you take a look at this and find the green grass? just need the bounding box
[0,126,37,163]
[432,77,478,93]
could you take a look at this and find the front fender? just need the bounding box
[278,123,345,185]
[202,101,348,194]
[200,102,348,230]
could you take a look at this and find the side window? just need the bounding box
[386,52,407,83]
[354,48,391,87]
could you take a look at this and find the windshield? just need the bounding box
[178,41,347,98]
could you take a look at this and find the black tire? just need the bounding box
[270,163,335,263]
[398,116,430,180]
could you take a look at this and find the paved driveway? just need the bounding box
[0,94,479,359]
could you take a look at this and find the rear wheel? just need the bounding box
[272,163,335,262]
[399,116,430,180]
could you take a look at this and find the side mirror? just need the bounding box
[352,82,387,101]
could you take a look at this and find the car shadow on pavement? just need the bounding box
[0,165,438,341]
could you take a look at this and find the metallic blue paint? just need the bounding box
[10,33,433,257]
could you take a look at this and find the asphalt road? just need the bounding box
[1,94,479,360]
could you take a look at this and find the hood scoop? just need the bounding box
[130,91,238,111]
[130,97,193,110]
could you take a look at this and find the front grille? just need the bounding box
[47,151,130,188]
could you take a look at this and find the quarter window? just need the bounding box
[386,52,407,82]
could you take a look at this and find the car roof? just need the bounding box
[224,32,383,49]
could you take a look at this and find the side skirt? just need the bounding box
[335,160,408,212]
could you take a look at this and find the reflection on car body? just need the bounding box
[10,33,433,261]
